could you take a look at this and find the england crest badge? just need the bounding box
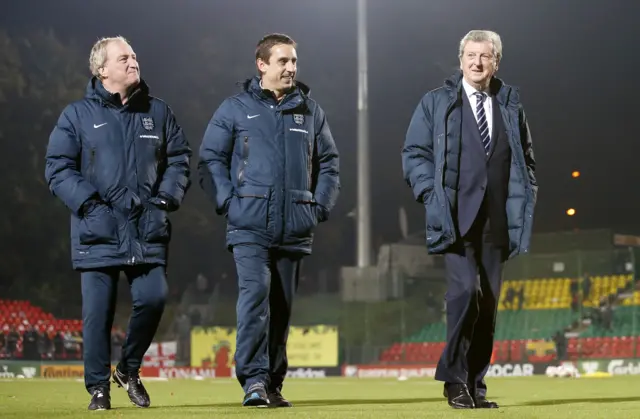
[142,117,154,131]
[293,114,305,125]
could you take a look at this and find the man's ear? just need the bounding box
[256,61,263,74]
[257,57,270,75]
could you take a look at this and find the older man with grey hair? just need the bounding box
[402,30,537,409]
[45,36,191,410]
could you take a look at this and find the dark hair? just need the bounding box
[255,33,297,64]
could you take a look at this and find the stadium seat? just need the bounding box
[377,273,640,365]
[0,299,81,333]
[499,277,573,311]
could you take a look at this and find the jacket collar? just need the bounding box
[444,71,518,108]
[240,76,310,110]
[85,77,149,108]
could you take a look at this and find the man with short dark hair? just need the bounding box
[402,30,537,409]
[198,33,340,407]
[45,36,191,411]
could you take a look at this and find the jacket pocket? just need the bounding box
[424,190,443,233]
[227,185,271,231]
[141,206,171,243]
[78,204,119,245]
[286,189,318,238]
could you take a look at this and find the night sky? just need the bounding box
[2,0,639,271]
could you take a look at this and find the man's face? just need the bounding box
[258,44,297,92]
[459,40,498,87]
[100,40,140,90]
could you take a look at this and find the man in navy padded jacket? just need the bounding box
[198,33,340,408]
[402,30,537,409]
[45,36,191,411]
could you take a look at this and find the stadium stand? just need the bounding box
[0,299,81,331]
[0,299,83,360]
[378,274,640,364]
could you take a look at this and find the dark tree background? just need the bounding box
[1,0,639,321]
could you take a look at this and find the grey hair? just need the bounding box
[89,36,129,78]
[458,30,502,63]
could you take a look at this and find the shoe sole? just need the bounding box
[88,404,111,411]
[266,394,292,408]
[449,403,475,409]
[268,403,293,408]
[243,400,269,407]
[243,393,269,407]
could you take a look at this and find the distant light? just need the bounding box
[566,208,576,216]
[571,171,580,178]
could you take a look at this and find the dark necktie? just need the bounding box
[474,91,491,154]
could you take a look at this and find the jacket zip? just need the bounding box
[119,108,136,265]
[307,137,313,190]
[279,109,286,243]
[88,149,96,184]
[441,97,458,190]
[505,104,529,253]
[238,136,249,184]
[233,135,263,197]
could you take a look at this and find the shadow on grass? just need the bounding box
[512,396,640,407]
[164,397,443,409]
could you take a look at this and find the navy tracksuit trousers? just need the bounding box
[81,264,167,393]
[232,244,301,393]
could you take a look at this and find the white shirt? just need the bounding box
[462,78,493,139]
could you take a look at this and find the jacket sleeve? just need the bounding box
[313,105,340,220]
[44,105,99,215]
[198,98,235,215]
[402,94,435,203]
[157,106,192,209]
[520,106,538,203]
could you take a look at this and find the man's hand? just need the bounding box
[80,197,105,217]
[148,193,178,212]
[420,188,433,204]
[316,203,330,222]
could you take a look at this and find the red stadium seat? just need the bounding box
[509,340,525,362]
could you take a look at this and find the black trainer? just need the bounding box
[88,386,111,411]
[242,382,269,407]
[112,368,150,408]
[268,390,293,407]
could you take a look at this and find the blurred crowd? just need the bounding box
[0,322,126,361]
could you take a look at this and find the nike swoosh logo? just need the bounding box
[93,123,107,128]
[247,114,260,119]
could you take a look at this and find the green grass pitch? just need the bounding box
[1,376,639,418]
